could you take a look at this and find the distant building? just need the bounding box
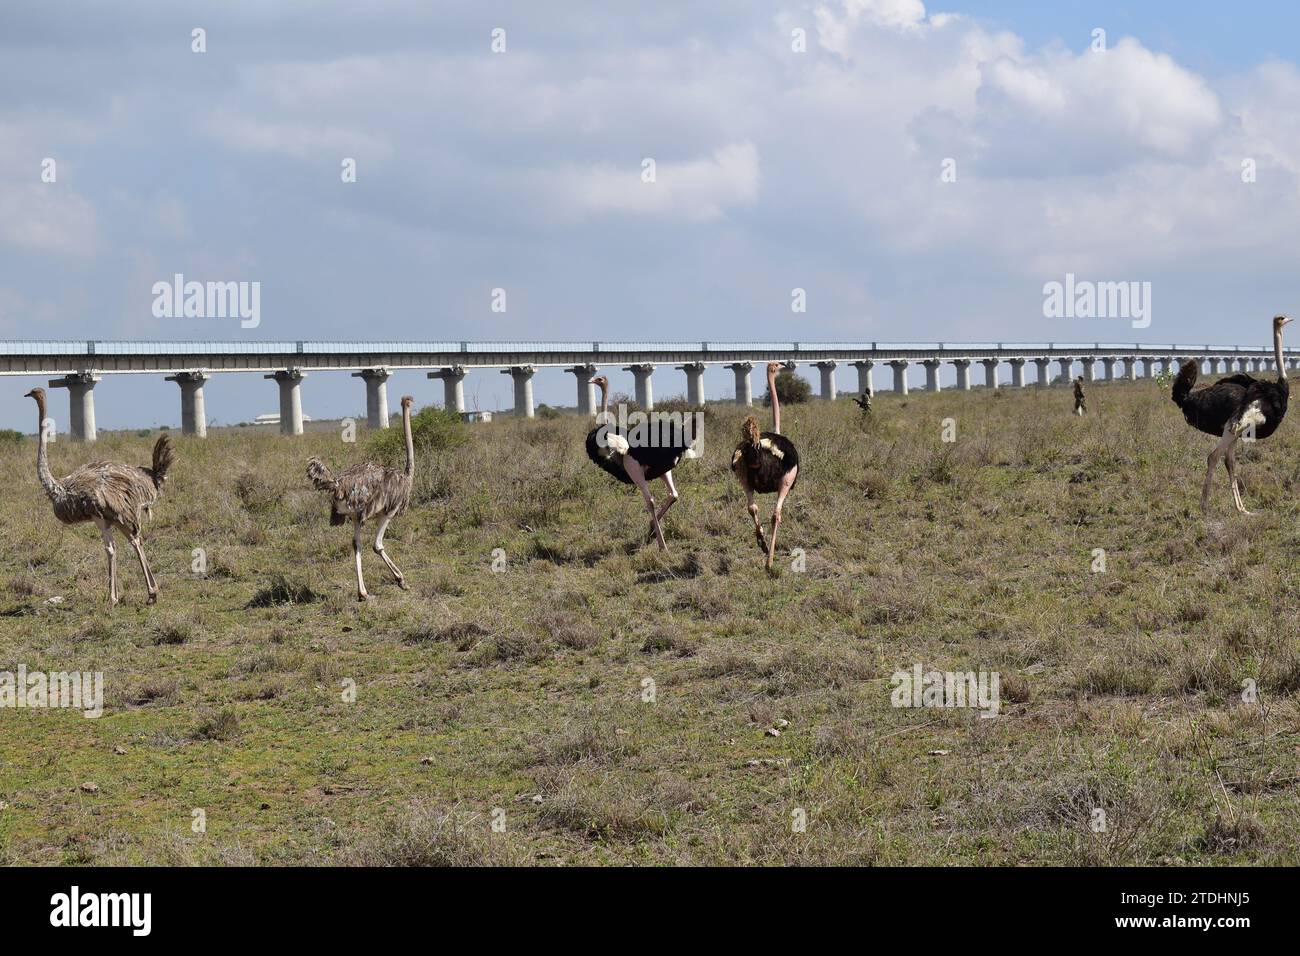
[461,410,492,423]
[254,413,312,426]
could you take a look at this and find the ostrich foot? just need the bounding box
[754,527,768,553]
[357,592,372,602]
[396,578,409,591]
[146,592,158,605]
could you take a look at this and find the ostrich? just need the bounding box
[1172,315,1292,515]
[731,362,800,570]
[24,387,174,605]
[853,388,872,412]
[1073,377,1087,416]
[307,395,415,600]
[585,374,698,551]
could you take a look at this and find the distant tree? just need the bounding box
[764,370,811,406]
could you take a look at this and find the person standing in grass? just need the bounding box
[1073,376,1087,416]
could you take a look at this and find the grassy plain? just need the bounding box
[2,376,1299,865]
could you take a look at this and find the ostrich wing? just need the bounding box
[56,462,160,529]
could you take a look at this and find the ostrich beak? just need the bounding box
[588,377,599,385]
[23,389,35,399]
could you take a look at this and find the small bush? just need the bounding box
[192,706,241,741]
[764,371,811,406]
[367,406,468,468]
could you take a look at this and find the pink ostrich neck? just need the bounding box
[1276,324,1287,382]
[769,368,781,434]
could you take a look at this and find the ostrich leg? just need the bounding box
[373,513,407,588]
[623,457,666,551]
[745,485,768,553]
[353,520,370,601]
[1201,426,1237,514]
[97,520,118,606]
[765,468,798,571]
[1225,446,1252,515]
[644,472,680,542]
[128,534,159,604]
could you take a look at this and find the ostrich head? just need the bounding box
[1274,315,1293,331]
[766,362,783,377]
[24,387,45,401]
[588,374,609,389]
[399,395,414,410]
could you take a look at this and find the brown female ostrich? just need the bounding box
[731,362,800,570]
[307,395,415,601]
[24,387,174,605]
[1172,314,1291,514]
[585,374,697,551]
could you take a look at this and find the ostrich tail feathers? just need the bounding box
[1172,360,1198,407]
[148,434,175,488]
[306,457,339,492]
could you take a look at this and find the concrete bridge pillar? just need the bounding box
[815,361,838,399]
[429,366,467,413]
[165,370,210,437]
[1032,357,1051,386]
[1057,357,1074,384]
[1250,357,1263,372]
[923,359,941,392]
[889,360,909,394]
[1159,357,1175,376]
[1237,357,1251,373]
[1080,357,1096,382]
[852,360,874,397]
[352,367,391,429]
[1102,357,1117,381]
[1122,357,1137,380]
[265,369,306,436]
[952,358,971,391]
[623,363,655,411]
[980,358,999,388]
[567,364,598,416]
[49,372,101,442]
[675,362,706,407]
[502,366,536,418]
[1289,357,1300,371]
[727,362,753,406]
[1007,358,1026,388]
[1139,357,1155,378]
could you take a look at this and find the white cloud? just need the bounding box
[548,142,760,221]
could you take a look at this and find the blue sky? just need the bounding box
[4,0,1300,429]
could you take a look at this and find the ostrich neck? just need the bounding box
[598,384,609,421]
[33,398,58,499]
[402,406,414,477]
[1276,327,1288,386]
[769,372,781,434]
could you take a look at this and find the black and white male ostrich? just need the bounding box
[25,387,174,605]
[585,374,698,551]
[731,362,800,569]
[1172,315,1292,514]
[307,395,415,600]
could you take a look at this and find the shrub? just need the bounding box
[367,406,468,467]
[0,429,24,445]
[764,371,811,406]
